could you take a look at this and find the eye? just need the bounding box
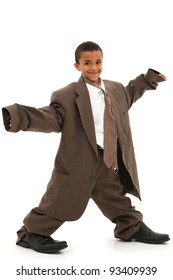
[84,62,91,65]
[96,60,102,65]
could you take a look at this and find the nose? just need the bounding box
[90,63,98,70]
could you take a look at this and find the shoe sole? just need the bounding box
[17,240,68,254]
[133,237,170,244]
[125,237,170,244]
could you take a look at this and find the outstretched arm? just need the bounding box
[2,102,64,133]
[124,68,166,109]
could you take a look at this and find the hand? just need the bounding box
[159,73,167,81]
[9,119,12,128]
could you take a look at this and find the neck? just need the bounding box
[83,76,101,87]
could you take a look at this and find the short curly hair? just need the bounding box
[75,41,103,64]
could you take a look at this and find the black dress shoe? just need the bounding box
[17,232,68,253]
[127,221,170,244]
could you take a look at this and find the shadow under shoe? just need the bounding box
[17,232,68,253]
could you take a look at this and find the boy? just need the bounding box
[2,41,170,254]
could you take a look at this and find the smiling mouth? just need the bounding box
[89,72,99,74]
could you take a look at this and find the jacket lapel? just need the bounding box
[75,76,98,156]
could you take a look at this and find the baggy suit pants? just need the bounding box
[17,149,142,243]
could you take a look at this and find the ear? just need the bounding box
[74,63,81,71]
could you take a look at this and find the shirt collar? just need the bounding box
[83,76,105,93]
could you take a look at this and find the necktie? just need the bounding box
[84,77,118,169]
[102,89,118,169]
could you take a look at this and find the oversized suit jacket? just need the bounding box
[2,69,164,221]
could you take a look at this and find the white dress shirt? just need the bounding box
[86,80,105,148]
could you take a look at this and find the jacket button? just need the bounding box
[93,157,98,163]
[90,177,95,182]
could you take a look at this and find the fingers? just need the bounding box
[159,73,167,81]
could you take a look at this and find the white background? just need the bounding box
[0,0,173,279]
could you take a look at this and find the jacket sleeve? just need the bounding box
[124,68,165,109]
[2,101,65,133]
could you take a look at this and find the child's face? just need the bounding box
[74,50,103,85]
